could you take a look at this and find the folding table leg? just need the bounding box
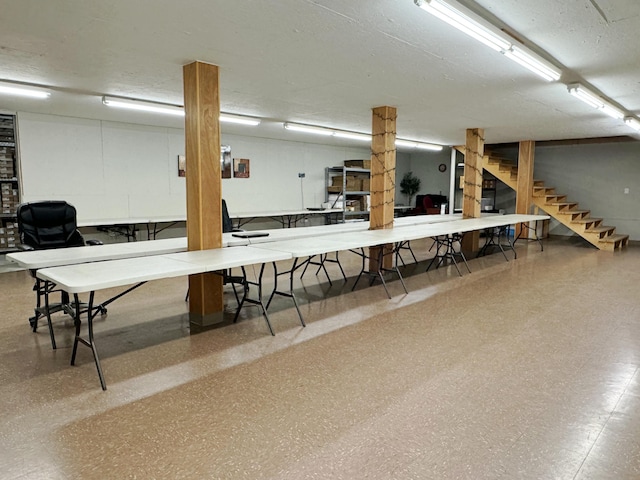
[70,291,107,390]
[234,264,275,335]
[265,260,306,328]
[42,280,57,350]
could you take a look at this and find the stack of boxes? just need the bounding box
[0,220,17,250]
[1,182,18,214]
[0,147,14,179]
[0,146,18,249]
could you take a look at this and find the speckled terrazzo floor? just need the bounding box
[1,237,639,479]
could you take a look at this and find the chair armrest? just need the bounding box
[86,239,103,246]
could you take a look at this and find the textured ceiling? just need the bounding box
[0,0,638,147]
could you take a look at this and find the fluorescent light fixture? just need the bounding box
[624,117,640,131]
[414,0,563,82]
[284,122,333,136]
[219,113,261,126]
[396,139,443,151]
[414,0,511,52]
[415,142,444,151]
[395,139,419,148]
[333,131,371,141]
[503,46,561,82]
[567,83,625,119]
[600,104,625,120]
[0,81,50,99]
[103,96,184,116]
[103,96,262,125]
[567,84,605,109]
[284,122,443,150]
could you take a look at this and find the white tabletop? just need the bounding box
[36,255,205,293]
[230,208,342,218]
[251,214,549,259]
[251,237,354,258]
[6,237,189,269]
[36,246,293,294]
[164,246,291,270]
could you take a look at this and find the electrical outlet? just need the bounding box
[624,187,630,194]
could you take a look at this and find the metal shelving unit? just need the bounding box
[325,166,370,223]
[0,114,19,252]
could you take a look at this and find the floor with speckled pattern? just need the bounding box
[1,236,638,479]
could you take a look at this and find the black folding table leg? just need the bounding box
[70,291,106,390]
[42,280,57,350]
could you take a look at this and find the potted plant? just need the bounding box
[400,171,421,207]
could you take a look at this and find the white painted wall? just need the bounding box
[16,111,419,226]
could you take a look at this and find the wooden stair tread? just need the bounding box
[550,202,577,206]
[558,209,589,215]
[585,226,614,233]
[600,234,629,243]
[572,218,602,224]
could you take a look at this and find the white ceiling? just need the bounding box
[0,0,639,147]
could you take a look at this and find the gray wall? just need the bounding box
[488,140,640,240]
[534,141,640,240]
[403,149,452,208]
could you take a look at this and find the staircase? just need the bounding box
[482,155,629,252]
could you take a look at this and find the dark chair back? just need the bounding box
[222,199,234,233]
[17,201,86,250]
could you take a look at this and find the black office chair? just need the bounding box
[17,201,102,348]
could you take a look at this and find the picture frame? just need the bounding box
[233,158,250,178]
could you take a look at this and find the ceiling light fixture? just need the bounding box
[414,0,510,52]
[103,96,262,125]
[283,122,334,136]
[567,84,625,119]
[396,139,443,151]
[414,0,562,82]
[624,117,640,131]
[219,113,261,126]
[284,122,443,151]
[503,46,562,82]
[0,81,51,99]
[103,96,184,116]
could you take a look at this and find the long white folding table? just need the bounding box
[26,213,548,391]
[230,208,343,228]
[36,246,294,390]
[252,214,550,321]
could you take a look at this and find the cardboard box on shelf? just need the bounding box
[345,176,361,191]
[344,159,371,169]
[362,178,370,192]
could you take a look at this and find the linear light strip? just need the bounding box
[414,0,562,82]
[0,81,51,99]
[503,46,561,82]
[624,117,640,131]
[415,0,510,52]
[566,84,625,119]
[284,122,443,151]
[102,96,262,125]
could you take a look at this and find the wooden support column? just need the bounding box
[183,61,224,326]
[461,128,484,253]
[369,106,396,270]
[516,140,535,239]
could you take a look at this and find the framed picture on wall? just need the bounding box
[233,158,250,178]
[177,155,186,177]
[221,145,232,178]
